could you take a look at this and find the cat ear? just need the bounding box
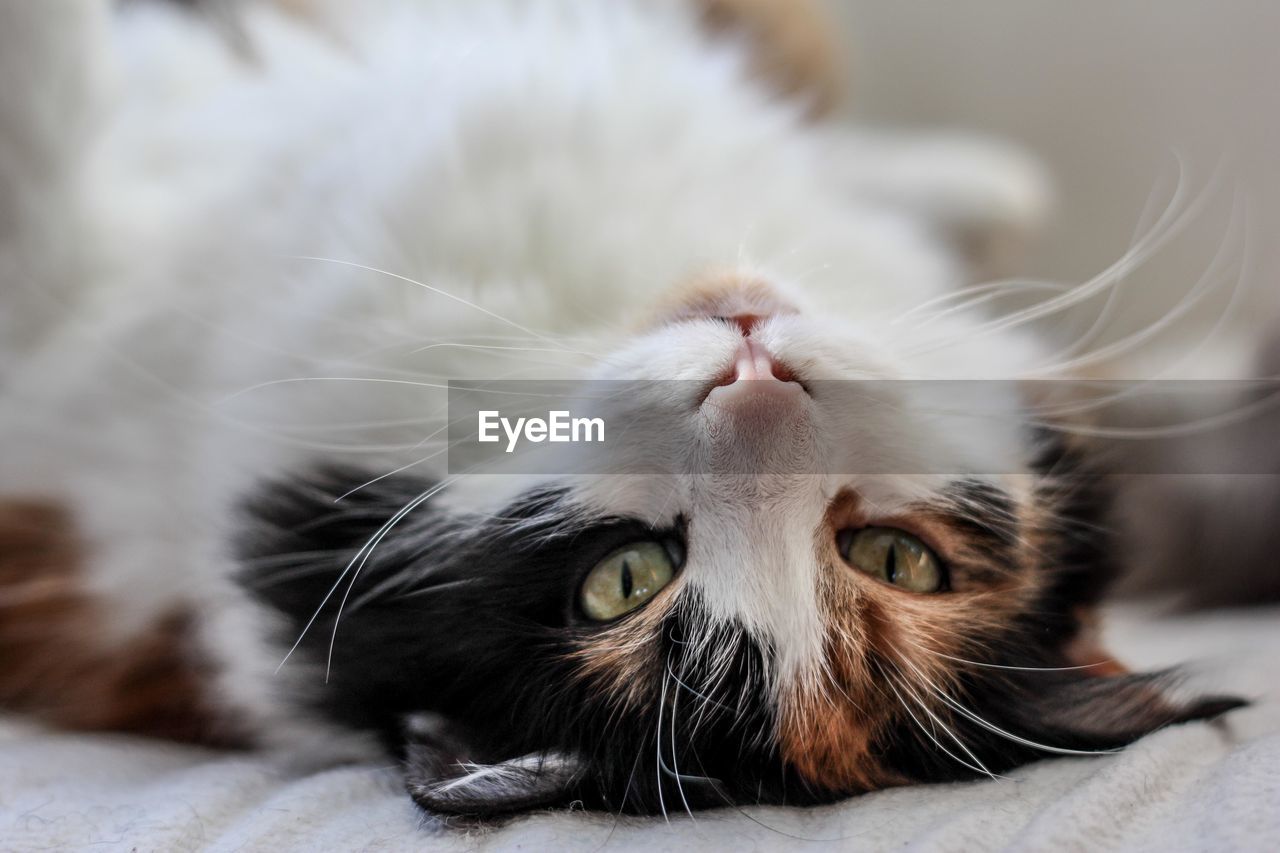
[405,751,584,818]
[1002,670,1246,752]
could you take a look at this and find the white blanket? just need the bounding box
[2,605,1277,852]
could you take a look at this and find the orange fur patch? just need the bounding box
[778,488,1046,791]
[778,590,904,792]
[566,582,680,710]
[653,270,798,329]
[692,0,846,117]
[273,1,847,116]
[0,500,242,746]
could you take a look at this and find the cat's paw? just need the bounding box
[824,128,1052,278]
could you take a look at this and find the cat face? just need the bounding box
[239,275,1242,819]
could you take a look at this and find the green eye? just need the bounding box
[839,527,945,593]
[580,541,676,622]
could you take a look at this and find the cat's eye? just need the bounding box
[838,527,945,593]
[580,541,677,621]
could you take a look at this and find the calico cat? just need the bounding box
[0,0,1244,819]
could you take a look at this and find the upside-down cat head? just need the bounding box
[237,275,1244,819]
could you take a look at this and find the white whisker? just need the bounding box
[908,154,1226,355]
[884,669,1002,780]
[288,255,605,360]
[895,656,1121,756]
[273,475,460,676]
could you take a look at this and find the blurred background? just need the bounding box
[818,1,1279,603]
[827,0,1279,376]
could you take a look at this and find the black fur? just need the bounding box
[237,462,1244,821]
[237,467,795,815]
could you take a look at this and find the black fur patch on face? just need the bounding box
[236,461,1245,821]
[1027,429,1120,618]
[932,478,1022,588]
[236,466,796,815]
[238,466,651,748]
[941,479,1019,549]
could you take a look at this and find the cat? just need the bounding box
[0,0,1244,820]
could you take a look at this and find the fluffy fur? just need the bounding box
[0,0,1242,821]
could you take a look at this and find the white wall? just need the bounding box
[827,0,1279,372]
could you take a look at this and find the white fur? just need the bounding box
[0,0,1047,753]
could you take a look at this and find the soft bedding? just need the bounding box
[1,605,1276,852]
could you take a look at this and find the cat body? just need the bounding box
[0,0,1239,817]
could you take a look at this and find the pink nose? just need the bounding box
[713,313,799,384]
[704,335,806,415]
[703,334,808,421]
[724,332,802,386]
[733,337,781,381]
[699,310,807,412]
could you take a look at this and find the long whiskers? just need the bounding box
[905,154,1226,355]
[289,255,608,361]
[1028,183,1247,380]
[272,476,460,677]
[894,655,1122,757]
[882,664,1002,780]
